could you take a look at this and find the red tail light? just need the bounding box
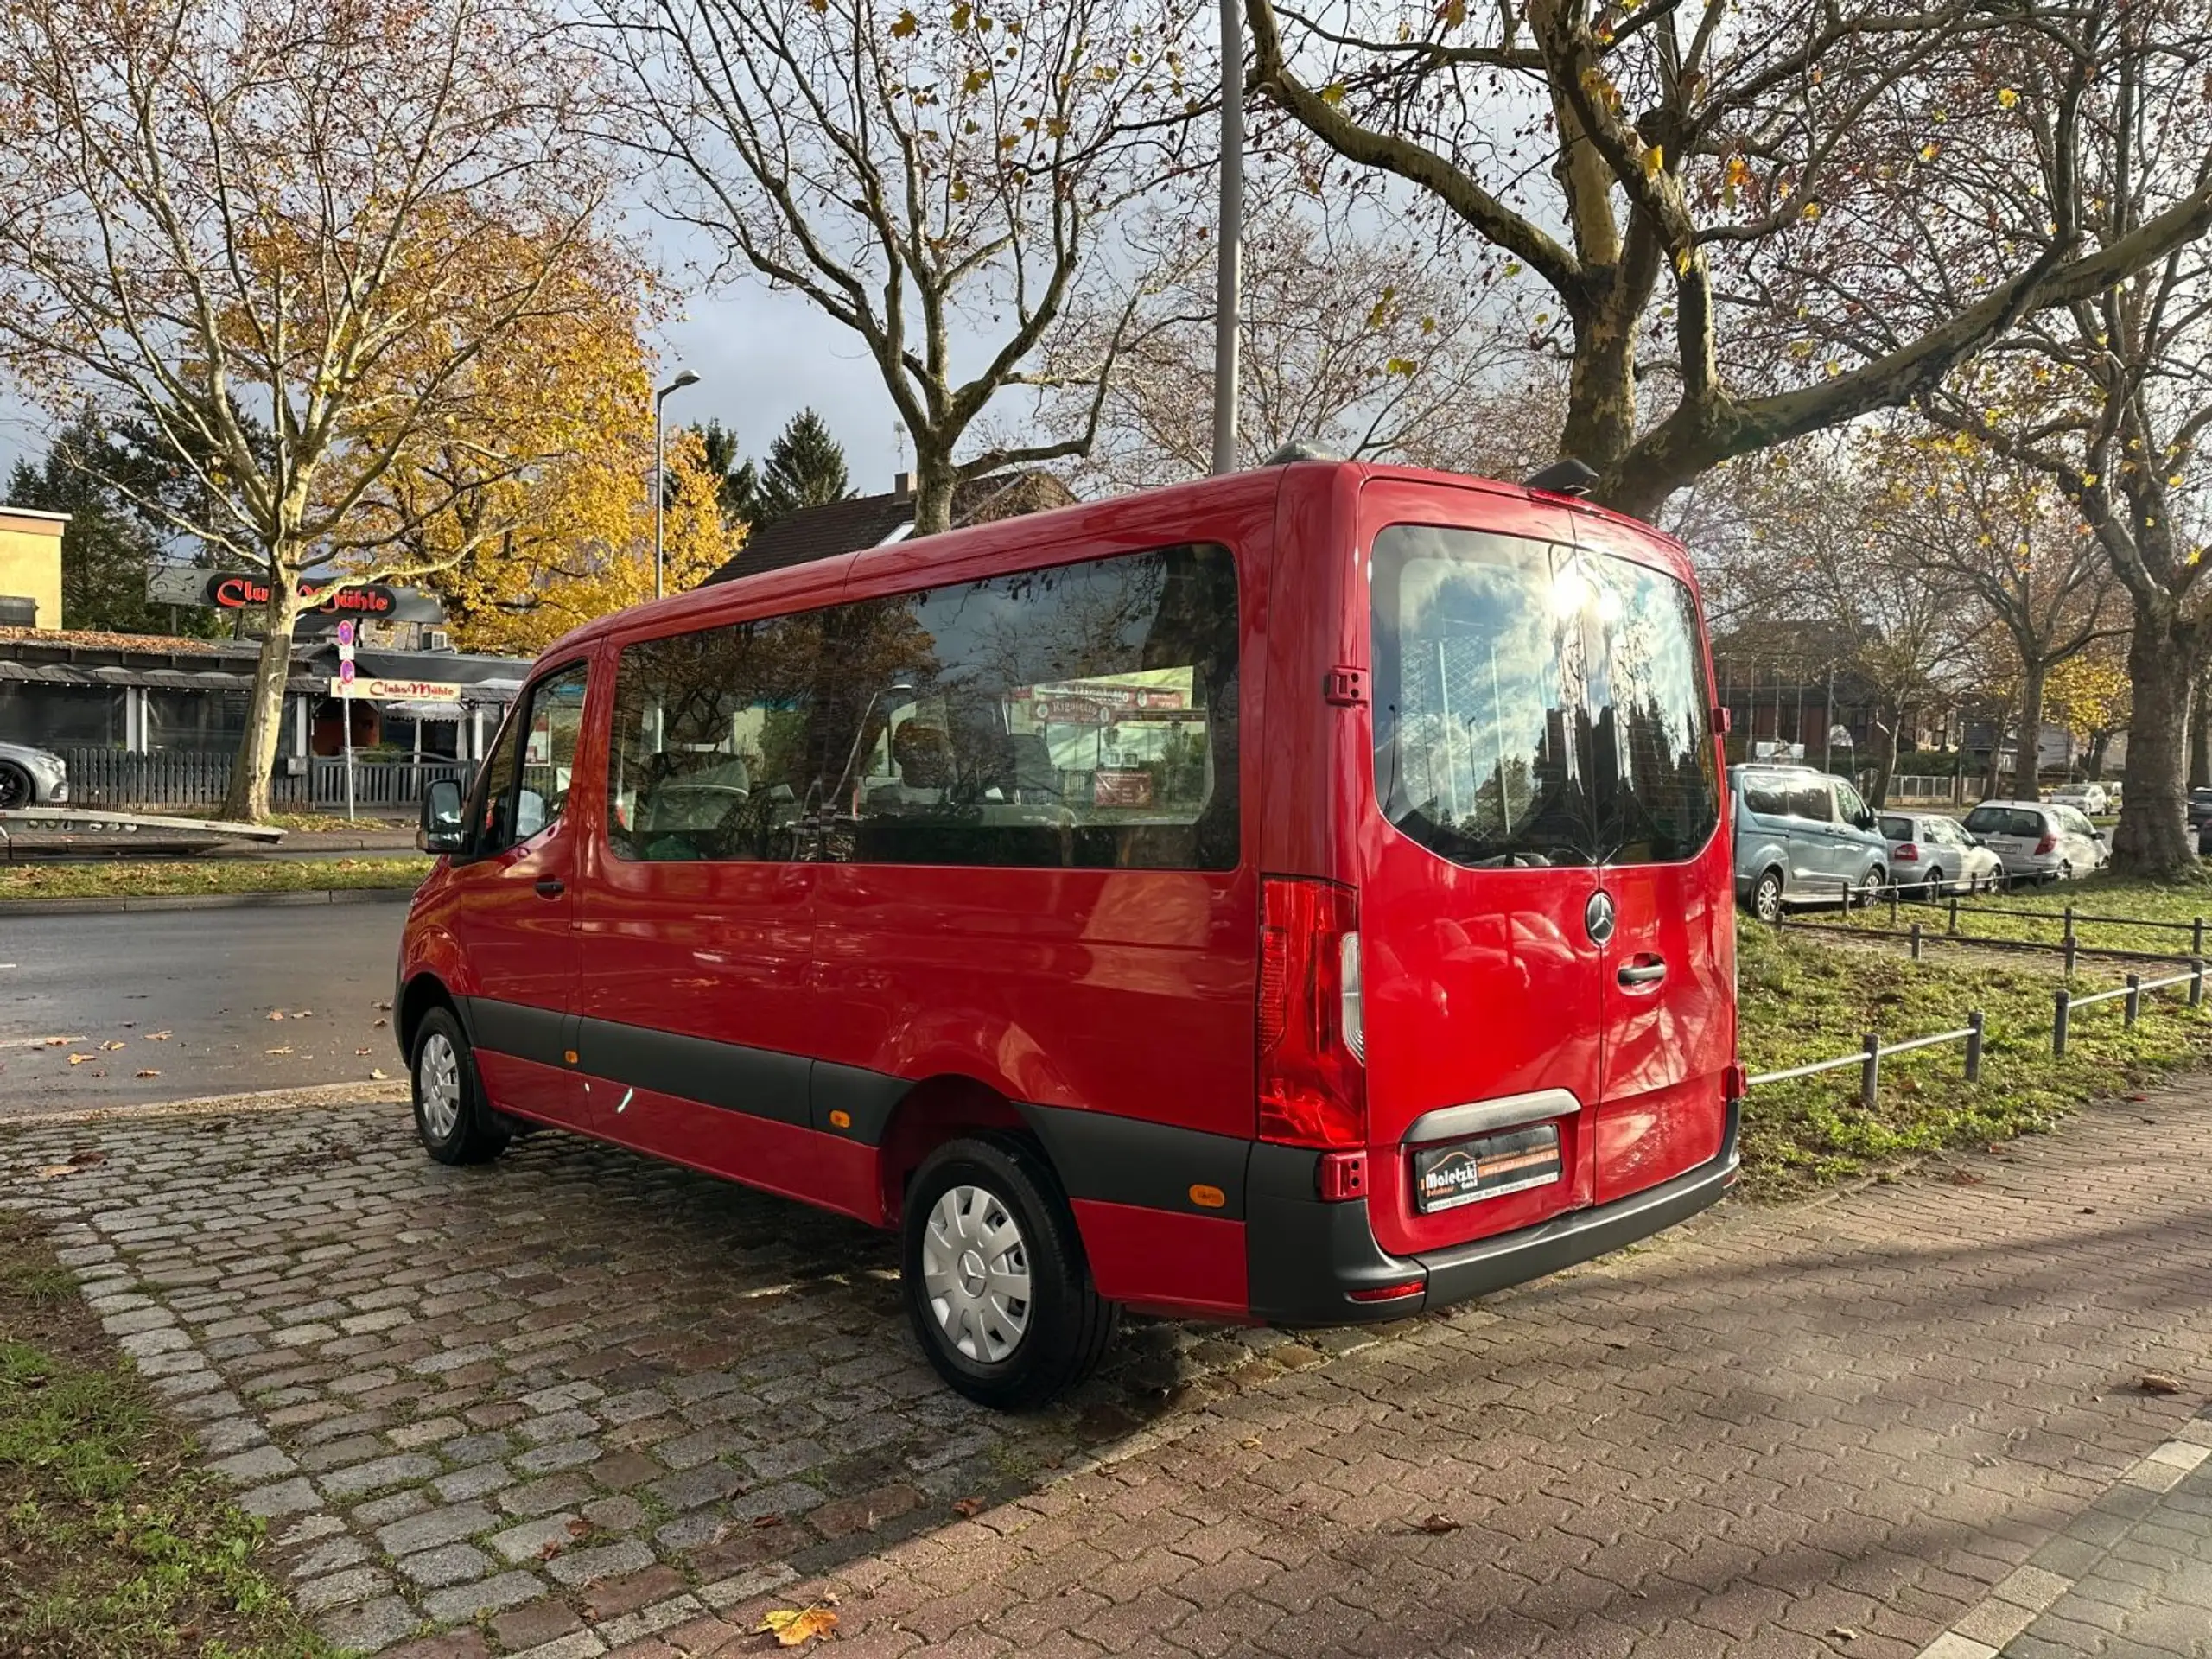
[2034,833,2057,855]
[1893,842,1919,861]
[1257,877,1366,1148]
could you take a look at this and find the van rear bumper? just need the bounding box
[1245,1100,1741,1326]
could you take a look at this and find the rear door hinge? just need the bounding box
[1325,666,1367,706]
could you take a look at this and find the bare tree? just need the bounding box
[0,0,635,819]
[1916,0,2212,872]
[1054,183,1541,490]
[1243,0,2212,518]
[1877,443,2120,799]
[614,0,1207,537]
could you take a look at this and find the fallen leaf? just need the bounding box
[372,1017,389,1028]
[368,1068,388,1081]
[37,1164,77,1179]
[70,1150,105,1165]
[292,1010,313,1018]
[267,1010,285,1020]
[1417,1513,1461,1534]
[1830,1628,1858,1642]
[68,1053,94,1065]
[136,1069,161,1078]
[43,1036,67,1046]
[2141,1373,2183,1395]
[1240,1436,1262,1449]
[146,1032,170,1041]
[758,1607,839,1647]
[1944,1169,1983,1186]
[537,1539,563,1560]
[374,1001,392,1011]
[951,1497,986,1518]
[1983,1142,2007,1155]
[565,1518,592,1538]
[753,1514,784,1529]
[2081,1206,2098,1215]
[101,1040,126,1051]
[264,1046,294,1056]
[355,1048,373,1056]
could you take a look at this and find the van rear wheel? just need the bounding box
[411,1007,508,1166]
[901,1135,1118,1409]
[1750,868,1785,924]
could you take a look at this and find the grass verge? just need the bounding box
[0,855,429,902]
[0,1211,338,1657]
[1738,916,2212,1196]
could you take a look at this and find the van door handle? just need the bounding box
[534,878,565,899]
[1617,957,1666,988]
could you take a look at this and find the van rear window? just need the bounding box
[1370,526,1718,868]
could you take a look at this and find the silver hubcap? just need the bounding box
[418,1033,461,1141]
[1757,878,1781,921]
[921,1184,1032,1364]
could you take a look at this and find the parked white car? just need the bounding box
[2047,782,2110,816]
[1878,811,2010,896]
[1961,799,2109,884]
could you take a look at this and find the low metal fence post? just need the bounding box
[1948,895,1960,937]
[1889,882,1900,926]
[2193,957,2205,1008]
[2054,988,2071,1058]
[2063,933,2078,978]
[2063,904,2075,949]
[2195,917,2204,959]
[1965,1011,1985,1082]
[2126,974,2142,1027]
[1909,921,1923,960]
[1860,1033,1880,1109]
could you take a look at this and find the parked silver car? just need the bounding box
[0,741,69,811]
[1878,811,2008,896]
[1731,764,1891,919]
[1960,799,2108,884]
[2046,782,2110,816]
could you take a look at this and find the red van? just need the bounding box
[398,461,1741,1407]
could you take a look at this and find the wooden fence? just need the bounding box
[57,747,474,810]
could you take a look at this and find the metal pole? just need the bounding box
[2195,917,2204,959]
[1910,921,1923,961]
[2063,932,2077,979]
[2053,987,2070,1058]
[1860,1033,1880,1109]
[342,690,355,823]
[652,396,665,601]
[2193,957,2205,1008]
[1965,1010,1984,1081]
[1211,0,1244,476]
[1825,664,1834,774]
[2126,973,2141,1027]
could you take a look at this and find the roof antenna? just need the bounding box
[1526,457,1599,497]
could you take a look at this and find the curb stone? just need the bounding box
[0,886,416,916]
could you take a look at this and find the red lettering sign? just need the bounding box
[205,575,397,614]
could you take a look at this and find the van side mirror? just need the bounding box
[418,778,466,854]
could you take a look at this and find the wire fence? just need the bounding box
[1775,873,2209,973]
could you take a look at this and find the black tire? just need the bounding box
[1920,867,1943,901]
[410,1007,508,1166]
[1857,868,1885,907]
[901,1135,1118,1409]
[0,762,31,812]
[1749,868,1785,924]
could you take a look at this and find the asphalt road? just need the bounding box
[0,905,406,1116]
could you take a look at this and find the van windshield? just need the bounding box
[1370,524,1718,868]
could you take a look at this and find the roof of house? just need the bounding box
[704,471,1078,587]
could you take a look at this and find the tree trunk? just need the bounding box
[1980,709,2005,803]
[2112,615,2200,876]
[2014,662,2047,798]
[911,448,959,539]
[1869,711,1900,808]
[218,582,302,823]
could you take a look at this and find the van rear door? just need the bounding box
[1357,488,1604,1260]
[1573,517,1734,1201]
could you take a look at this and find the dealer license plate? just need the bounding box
[1413,1122,1563,1213]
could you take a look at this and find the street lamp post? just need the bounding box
[653,370,701,600]
[1211,0,1243,475]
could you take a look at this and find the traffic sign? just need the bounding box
[338,661,356,685]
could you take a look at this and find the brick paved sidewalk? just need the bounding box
[5,1079,2212,1658]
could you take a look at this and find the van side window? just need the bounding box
[1742,779,1789,817]
[1786,782,1832,822]
[476,661,588,854]
[818,543,1240,870]
[605,613,825,862]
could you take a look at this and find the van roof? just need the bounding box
[534,458,1690,663]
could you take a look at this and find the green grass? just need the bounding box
[0,1213,340,1658]
[1737,916,2212,1196]
[1809,870,2212,960]
[0,855,429,902]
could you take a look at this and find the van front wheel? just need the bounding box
[901,1135,1118,1409]
[411,1007,508,1166]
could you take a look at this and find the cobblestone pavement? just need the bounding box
[4,1083,2212,1659]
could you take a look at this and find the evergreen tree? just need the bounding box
[753,409,852,531]
[4,410,213,634]
[690,418,760,531]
